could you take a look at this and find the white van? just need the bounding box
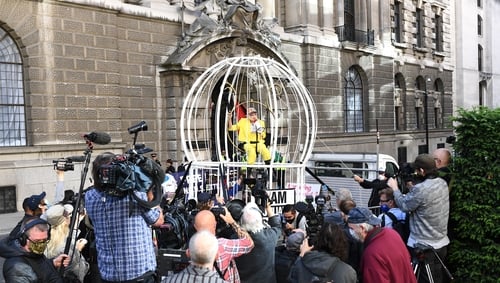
[305,152,399,209]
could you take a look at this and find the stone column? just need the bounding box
[321,0,335,33]
[285,0,302,28]
[257,0,275,21]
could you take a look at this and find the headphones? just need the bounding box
[17,217,51,246]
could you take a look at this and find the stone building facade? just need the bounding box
[0,0,454,212]
[454,0,500,109]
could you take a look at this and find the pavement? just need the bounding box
[0,211,24,283]
[0,211,23,236]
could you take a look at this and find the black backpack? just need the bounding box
[383,212,410,244]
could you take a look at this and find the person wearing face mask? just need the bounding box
[0,217,70,283]
[347,207,416,283]
[280,204,307,240]
[353,167,390,211]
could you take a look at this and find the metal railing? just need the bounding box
[335,25,375,46]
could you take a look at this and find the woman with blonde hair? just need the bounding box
[44,204,89,282]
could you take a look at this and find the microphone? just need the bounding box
[66,156,86,162]
[83,132,111,145]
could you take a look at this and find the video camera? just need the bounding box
[245,169,269,211]
[97,121,164,208]
[52,158,75,171]
[295,194,326,246]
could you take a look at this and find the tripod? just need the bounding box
[412,243,454,283]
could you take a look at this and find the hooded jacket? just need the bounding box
[0,237,63,283]
[288,250,357,283]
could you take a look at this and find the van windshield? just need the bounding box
[313,161,368,178]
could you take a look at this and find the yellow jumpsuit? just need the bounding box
[229,118,271,164]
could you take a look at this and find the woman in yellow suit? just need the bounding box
[228,107,271,165]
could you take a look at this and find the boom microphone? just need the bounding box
[83,132,111,145]
[66,156,86,162]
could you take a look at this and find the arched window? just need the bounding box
[0,27,26,146]
[477,15,483,36]
[344,66,364,132]
[394,73,406,131]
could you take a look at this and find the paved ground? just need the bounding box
[0,211,24,283]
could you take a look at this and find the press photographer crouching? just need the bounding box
[85,152,164,283]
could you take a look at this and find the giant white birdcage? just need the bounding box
[180,56,317,202]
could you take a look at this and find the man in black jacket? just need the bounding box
[0,217,69,282]
[354,168,389,210]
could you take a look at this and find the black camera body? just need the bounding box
[295,194,326,246]
[96,122,165,209]
[210,206,226,218]
[53,158,75,171]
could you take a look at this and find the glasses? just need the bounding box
[379,199,392,203]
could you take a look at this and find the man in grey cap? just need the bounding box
[347,207,416,283]
[388,153,450,283]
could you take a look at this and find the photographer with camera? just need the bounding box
[235,201,281,283]
[193,207,254,283]
[281,204,308,240]
[388,154,450,283]
[354,167,390,211]
[85,152,164,283]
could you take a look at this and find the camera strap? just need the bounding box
[213,260,229,280]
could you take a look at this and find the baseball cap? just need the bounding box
[23,192,47,211]
[410,154,436,171]
[45,204,67,227]
[323,211,345,226]
[247,107,257,114]
[347,207,381,226]
[197,192,212,203]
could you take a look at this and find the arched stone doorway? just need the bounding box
[160,33,293,160]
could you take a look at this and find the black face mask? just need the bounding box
[413,174,426,184]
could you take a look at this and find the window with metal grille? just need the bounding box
[394,2,403,43]
[416,8,423,47]
[435,14,443,52]
[344,67,364,133]
[0,186,17,214]
[0,27,26,147]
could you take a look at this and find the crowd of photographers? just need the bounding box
[0,145,452,283]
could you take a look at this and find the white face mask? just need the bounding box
[378,174,386,181]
